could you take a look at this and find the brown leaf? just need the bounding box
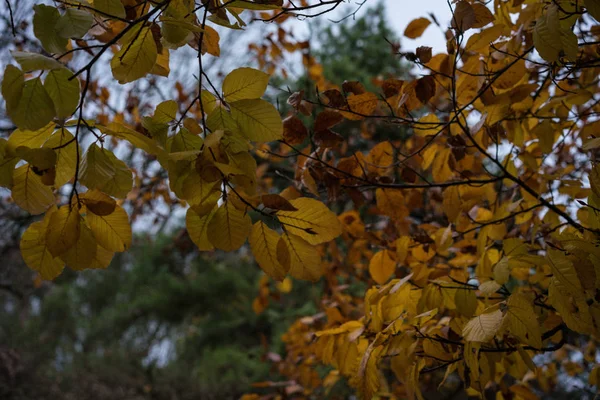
[416,46,432,63]
[314,129,344,148]
[283,115,308,145]
[314,110,343,131]
[150,23,163,54]
[298,100,313,116]
[321,89,346,108]
[381,79,404,98]
[404,17,431,39]
[451,1,475,32]
[261,194,298,211]
[287,90,304,109]
[415,75,436,104]
[342,81,366,95]
[472,3,494,28]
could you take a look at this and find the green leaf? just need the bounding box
[7,78,56,131]
[1,65,24,117]
[153,100,178,123]
[230,99,283,142]
[92,0,126,19]
[33,5,68,54]
[225,0,282,10]
[206,106,240,134]
[44,69,81,119]
[0,139,18,188]
[223,67,270,102]
[110,26,158,84]
[11,51,64,72]
[56,8,94,39]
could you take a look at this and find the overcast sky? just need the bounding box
[296,0,451,53]
[383,0,450,52]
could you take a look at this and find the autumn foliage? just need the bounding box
[2,0,600,398]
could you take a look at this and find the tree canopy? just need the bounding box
[2,0,600,399]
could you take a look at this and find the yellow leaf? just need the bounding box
[278,232,322,281]
[404,17,431,39]
[186,206,216,251]
[97,158,132,199]
[443,186,461,222]
[366,141,394,174]
[91,0,126,19]
[20,208,65,280]
[547,248,582,294]
[111,26,157,84]
[369,250,396,284]
[586,0,600,21]
[230,99,283,142]
[455,288,478,317]
[502,293,542,348]
[104,122,168,164]
[396,236,411,264]
[43,128,78,187]
[276,197,342,245]
[61,222,98,271]
[414,113,440,137]
[7,122,55,154]
[150,48,170,77]
[79,143,116,188]
[223,67,270,102]
[341,92,379,121]
[207,201,251,251]
[181,171,219,206]
[352,342,383,400]
[533,4,578,63]
[589,364,600,386]
[11,164,55,215]
[517,346,537,372]
[479,280,501,296]
[249,221,289,281]
[493,257,510,285]
[46,204,81,257]
[0,139,17,188]
[548,277,595,335]
[85,204,132,252]
[432,148,454,182]
[463,309,503,342]
[376,188,408,220]
[89,245,114,269]
[16,147,57,171]
[200,90,217,114]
